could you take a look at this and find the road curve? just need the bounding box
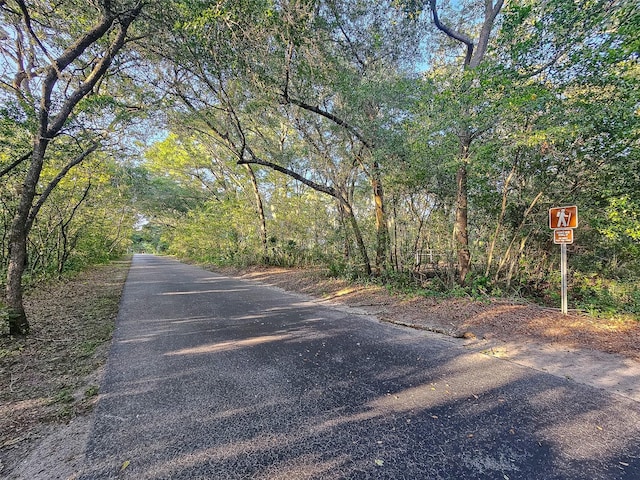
[81,254,640,479]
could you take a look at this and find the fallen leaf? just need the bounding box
[1,437,26,448]
[121,460,131,471]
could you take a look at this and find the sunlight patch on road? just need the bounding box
[165,334,292,356]
[160,289,249,295]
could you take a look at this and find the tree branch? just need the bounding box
[238,152,343,202]
[469,0,503,68]
[428,0,474,67]
[279,47,372,150]
[45,5,143,137]
[285,96,373,150]
[61,181,92,232]
[26,142,100,232]
[40,9,116,121]
[0,150,32,178]
[15,0,55,65]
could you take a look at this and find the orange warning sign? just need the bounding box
[549,206,578,229]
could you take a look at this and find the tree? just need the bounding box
[152,0,425,275]
[425,0,504,284]
[274,0,424,273]
[1,0,144,335]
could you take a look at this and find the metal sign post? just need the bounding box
[560,243,568,315]
[549,206,577,315]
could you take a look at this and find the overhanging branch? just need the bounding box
[285,96,373,150]
[238,151,343,203]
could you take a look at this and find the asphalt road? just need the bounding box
[81,254,640,479]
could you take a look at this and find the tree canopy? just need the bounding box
[2,0,639,334]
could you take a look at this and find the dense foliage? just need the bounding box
[2,0,638,332]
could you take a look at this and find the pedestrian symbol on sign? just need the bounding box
[549,206,578,230]
[556,208,571,227]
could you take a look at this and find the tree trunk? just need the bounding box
[429,0,504,286]
[4,4,141,336]
[57,182,92,274]
[485,162,517,277]
[341,199,372,276]
[244,164,268,258]
[391,201,399,271]
[409,196,428,270]
[6,139,49,335]
[494,191,543,284]
[454,141,471,285]
[505,235,529,289]
[338,201,352,260]
[371,161,389,275]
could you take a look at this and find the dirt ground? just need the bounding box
[0,260,129,478]
[1,260,638,478]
